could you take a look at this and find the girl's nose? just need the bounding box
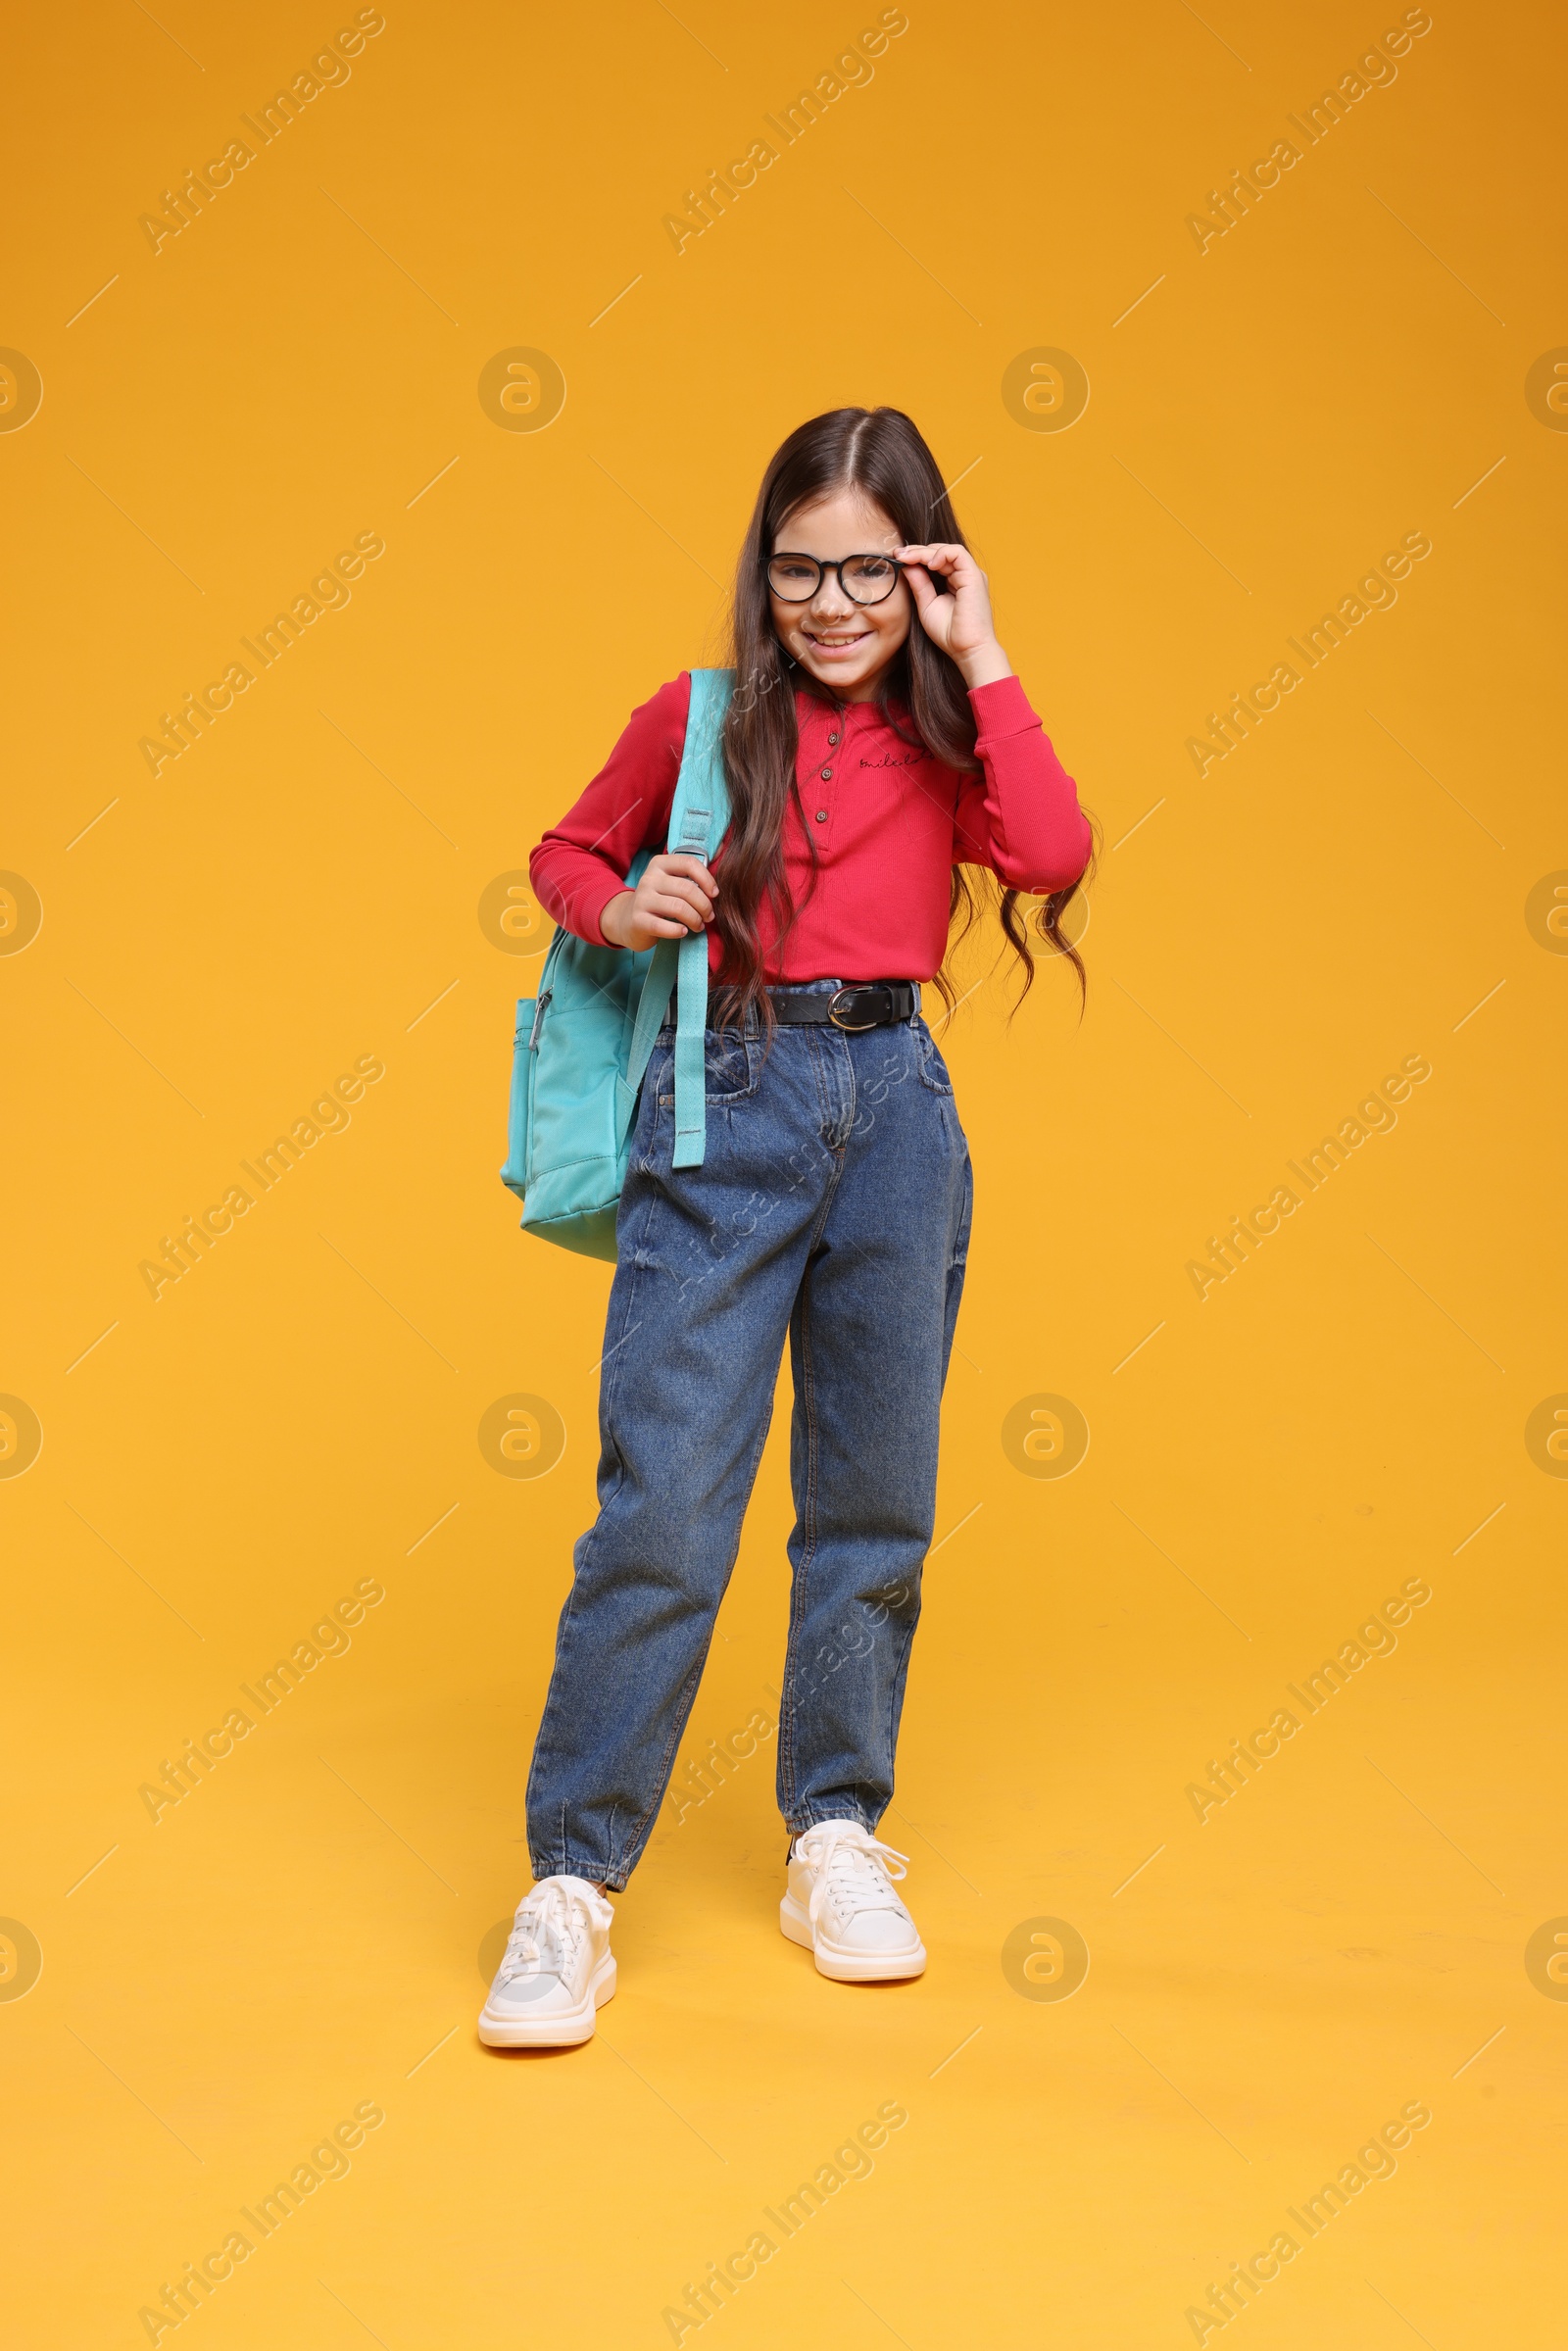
[809,576,856,619]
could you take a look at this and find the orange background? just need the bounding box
[3,0,1564,2343]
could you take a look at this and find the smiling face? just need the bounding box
[767,486,912,703]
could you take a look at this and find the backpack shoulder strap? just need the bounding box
[668,668,733,861]
[668,669,732,1168]
[617,669,733,1161]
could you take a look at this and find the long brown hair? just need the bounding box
[712,405,1091,1024]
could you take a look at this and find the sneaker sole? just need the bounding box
[779,1893,926,1983]
[477,1952,616,2048]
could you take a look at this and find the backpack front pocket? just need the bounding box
[501,996,539,1199]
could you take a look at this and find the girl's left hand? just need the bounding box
[895,543,1012,688]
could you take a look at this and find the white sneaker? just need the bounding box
[780,1820,926,1982]
[478,1875,615,2047]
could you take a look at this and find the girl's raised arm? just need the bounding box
[954,673,1093,894]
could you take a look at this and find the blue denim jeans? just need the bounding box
[525,981,973,1890]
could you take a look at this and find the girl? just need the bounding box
[480,406,1092,2048]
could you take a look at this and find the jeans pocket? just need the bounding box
[915,1025,955,1096]
[657,1030,759,1105]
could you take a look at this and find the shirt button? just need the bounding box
[827,731,839,746]
[814,808,828,822]
[819,766,833,781]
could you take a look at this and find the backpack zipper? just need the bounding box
[527,989,553,1050]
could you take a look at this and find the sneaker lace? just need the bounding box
[498,1880,612,1982]
[794,1827,910,1930]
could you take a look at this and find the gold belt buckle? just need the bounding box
[828,986,883,1032]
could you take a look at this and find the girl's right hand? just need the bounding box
[599,854,717,951]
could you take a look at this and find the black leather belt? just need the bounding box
[766,983,918,1031]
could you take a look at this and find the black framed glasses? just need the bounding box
[763,552,905,606]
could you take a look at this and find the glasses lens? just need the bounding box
[843,556,900,604]
[766,556,820,601]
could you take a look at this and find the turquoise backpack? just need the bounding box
[501,668,734,1260]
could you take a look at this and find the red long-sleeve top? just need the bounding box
[529,672,1091,982]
